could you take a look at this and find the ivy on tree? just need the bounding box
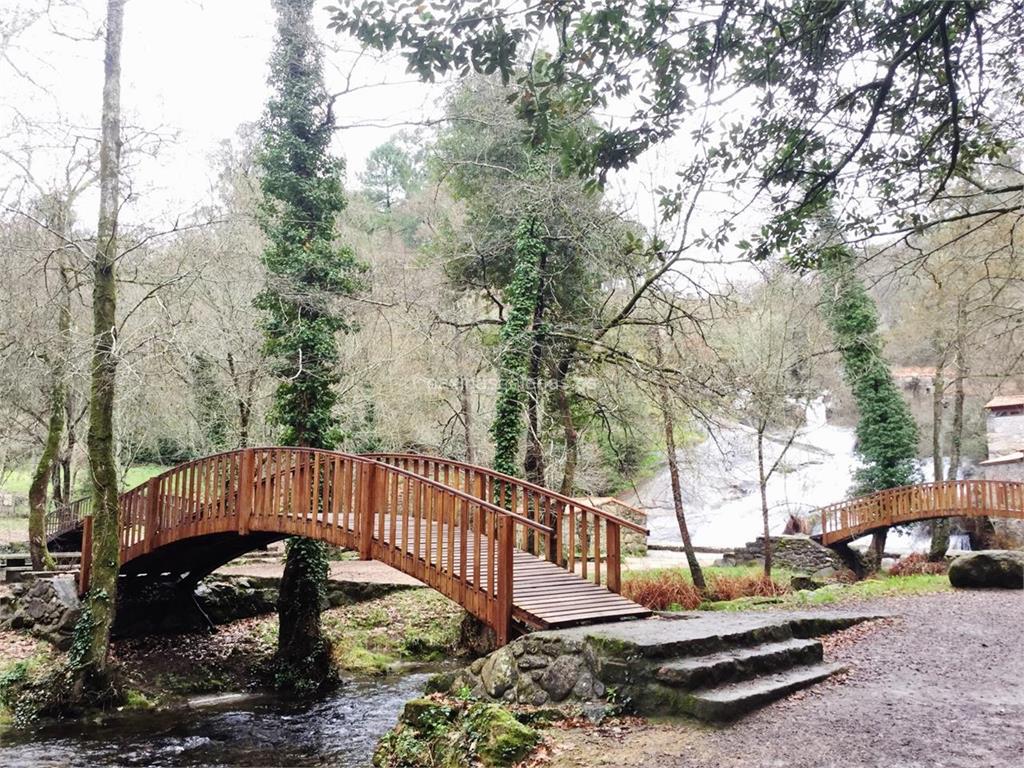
[490,219,544,476]
[256,0,362,695]
[820,243,919,564]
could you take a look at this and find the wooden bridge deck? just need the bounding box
[370,517,648,629]
[52,447,651,643]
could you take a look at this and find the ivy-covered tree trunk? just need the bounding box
[257,0,361,695]
[74,0,125,695]
[820,245,919,571]
[490,219,544,477]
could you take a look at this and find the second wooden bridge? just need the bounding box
[52,447,650,644]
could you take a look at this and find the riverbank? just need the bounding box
[0,585,467,728]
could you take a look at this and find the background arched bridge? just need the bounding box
[816,479,1024,546]
[48,448,650,644]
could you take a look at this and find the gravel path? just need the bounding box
[537,590,1024,768]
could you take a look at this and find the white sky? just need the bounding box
[0,0,757,288]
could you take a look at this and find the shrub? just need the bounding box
[622,571,702,611]
[888,553,947,576]
[706,573,790,602]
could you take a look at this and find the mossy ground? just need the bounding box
[374,696,541,768]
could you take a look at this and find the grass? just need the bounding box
[0,463,171,498]
[782,573,951,607]
[248,588,466,676]
[622,565,794,610]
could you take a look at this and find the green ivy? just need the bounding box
[490,219,545,477]
[255,0,362,695]
[820,245,919,494]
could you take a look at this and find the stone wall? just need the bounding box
[431,631,612,719]
[718,535,844,575]
[0,576,81,650]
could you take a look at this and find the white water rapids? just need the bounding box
[625,397,944,554]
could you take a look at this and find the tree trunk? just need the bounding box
[756,427,772,579]
[653,335,705,591]
[459,376,474,464]
[75,0,125,692]
[869,528,887,569]
[523,257,547,490]
[226,351,253,448]
[928,363,949,561]
[275,536,334,695]
[552,358,578,497]
[28,378,63,571]
[28,207,75,572]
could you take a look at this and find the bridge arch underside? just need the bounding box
[119,531,287,586]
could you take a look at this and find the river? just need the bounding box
[0,671,432,767]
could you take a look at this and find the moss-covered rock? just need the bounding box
[373,697,539,768]
[467,703,539,767]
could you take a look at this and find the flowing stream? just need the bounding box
[0,671,433,767]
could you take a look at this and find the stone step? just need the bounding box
[656,637,822,690]
[680,661,845,721]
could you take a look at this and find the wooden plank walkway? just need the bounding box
[372,517,649,631]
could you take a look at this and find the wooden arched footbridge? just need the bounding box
[816,479,1024,546]
[47,448,650,644]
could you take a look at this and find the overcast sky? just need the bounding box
[0,0,755,287]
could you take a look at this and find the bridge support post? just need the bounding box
[606,520,621,594]
[237,449,254,535]
[496,515,513,646]
[359,462,378,560]
[144,477,161,554]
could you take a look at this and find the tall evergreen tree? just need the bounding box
[820,245,919,564]
[256,0,362,694]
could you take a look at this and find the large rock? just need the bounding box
[481,646,518,698]
[948,550,1024,589]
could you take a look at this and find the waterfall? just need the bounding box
[948,533,972,552]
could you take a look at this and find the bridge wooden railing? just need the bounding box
[366,453,649,594]
[46,495,93,540]
[819,479,1024,545]
[78,447,558,644]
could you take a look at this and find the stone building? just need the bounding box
[979,395,1024,482]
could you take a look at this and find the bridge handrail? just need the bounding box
[817,478,1024,545]
[366,452,644,591]
[365,452,648,535]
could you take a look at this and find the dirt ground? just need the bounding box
[215,558,424,585]
[531,590,1024,768]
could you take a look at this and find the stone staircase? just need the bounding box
[650,632,844,720]
[443,610,877,722]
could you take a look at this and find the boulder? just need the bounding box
[948,550,1024,590]
[538,655,581,702]
[471,704,539,767]
[481,646,518,698]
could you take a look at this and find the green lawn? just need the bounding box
[0,463,171,498]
